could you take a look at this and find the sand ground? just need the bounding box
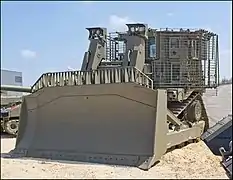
[1,84,232,179]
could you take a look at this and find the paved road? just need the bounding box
[203,84,232,127]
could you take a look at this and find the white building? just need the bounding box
[1,69,23,96]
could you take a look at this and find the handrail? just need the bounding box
[31,67,154,93]
[134,67,153,89]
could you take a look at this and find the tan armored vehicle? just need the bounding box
[1,96,22,136]
[9,24,219,170]
[1,86,31,136]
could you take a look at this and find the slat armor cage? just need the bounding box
[146,28,219,89]
[100,27,219,89]
[31,27,219,92]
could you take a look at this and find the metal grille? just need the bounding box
[204,35,219,87]
[149,28,219,88]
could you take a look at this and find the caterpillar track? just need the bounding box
[10,24,219,170]
[168,92,209,131]
[166,92,210,151]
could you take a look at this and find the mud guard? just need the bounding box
[12,83,168,170]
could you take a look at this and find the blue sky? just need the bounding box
[1,1,232,86]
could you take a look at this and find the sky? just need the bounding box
[1,1,232,86]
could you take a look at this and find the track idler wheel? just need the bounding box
[187,100,202,123]
[4,119,19,136]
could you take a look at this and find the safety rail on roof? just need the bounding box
[31,67,154,93]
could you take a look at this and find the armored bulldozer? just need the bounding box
[11,24,220,170]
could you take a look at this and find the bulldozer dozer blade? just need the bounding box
[12,83,169,170]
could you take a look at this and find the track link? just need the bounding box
[168,92,200,119]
